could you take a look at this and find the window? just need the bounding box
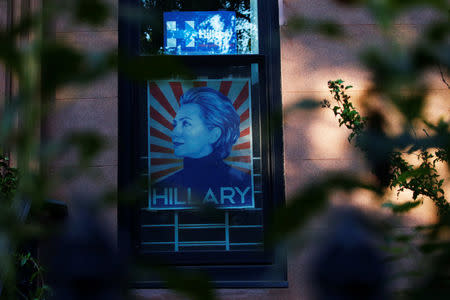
[119,0,286,287]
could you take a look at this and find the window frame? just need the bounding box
[118,0,286,288]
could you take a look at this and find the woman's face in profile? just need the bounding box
[171,103,219,159]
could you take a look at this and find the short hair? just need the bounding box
[179,87,240,159]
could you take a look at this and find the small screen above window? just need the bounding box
[164,11,237,55]
[141,0,259,55]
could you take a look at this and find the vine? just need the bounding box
[15,252,51,300]
[0,154,18,201]
[322,79,449,216]
[1,155,50,300]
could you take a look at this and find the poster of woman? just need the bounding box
[147,79,254,210]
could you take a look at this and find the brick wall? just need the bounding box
[46,0,119,236]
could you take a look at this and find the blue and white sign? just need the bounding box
[164,11,237,55]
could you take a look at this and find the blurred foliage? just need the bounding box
[284,16,344,38]
[15,252,51,300]
[0,155,18,202]
[268,173,381,245]
[0,0,214,300]
[322,80,449,216]
[0,0,115,297]
[1,0,449,299]
[323,79,450,215]
[321,79,449,297]
[280,0,450,298]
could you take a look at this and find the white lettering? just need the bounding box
[174,188,186,205]
[152,188,168,206]
[220,187,235,204]
[203,188,218,204]
[235,187,251,204]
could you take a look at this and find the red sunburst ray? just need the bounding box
[219,81,232,96]
[150,144,174,154]
[225,156,251,163]
[239,127,250,138]
[150,107,173,131]
[150,127,172,143]
[232,141,251,151]
[169,82,183,105]
[233,82,249,110]
[240,109,249,123]
[149,82,177,118]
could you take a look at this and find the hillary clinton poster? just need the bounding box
[147,79,255,210]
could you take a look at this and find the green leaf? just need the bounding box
[293,99,322,110]
[268,174,379,244]
[317,21,344,37]
[382,200,422,213]
[120,56,191,80]
[30,272,38,283]
[394,168,431,185]
[66,131,106,165]
[420,242,450,254]
[380,246,407,255]
[285,16,307,33]
[20,256,29,266]
[75,0,110,26]
[153,265,217,300]
[394,234,414,242]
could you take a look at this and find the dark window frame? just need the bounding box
[118,0,287,288]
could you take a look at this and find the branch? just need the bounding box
[438,64,450,89]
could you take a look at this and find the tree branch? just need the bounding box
[438,64,450,89]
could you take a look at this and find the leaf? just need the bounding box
[317,21,344,38]
[120,56,191,80]
[162,269,216,300]
[132,262,217,300]
[41,41,116,96]
[75,0,110,26]
[394,234,414,242]
[380,245,407,255]
[333,106,340,114]
[66,131,106,165]
[268,174,379,244]
[30,271,38,283]
[293,99,322,110]
[20,256,29,266]
[392,167,430,185]
[285,16,307,33]
[420,242,450,254]
[382,200,422,213]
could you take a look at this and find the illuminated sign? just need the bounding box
[147,79,254,209]
[164,11,237,55]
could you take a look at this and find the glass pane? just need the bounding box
[139,64,264,253]
[141,0,259,55]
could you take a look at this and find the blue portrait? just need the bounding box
[148,84,254,210]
